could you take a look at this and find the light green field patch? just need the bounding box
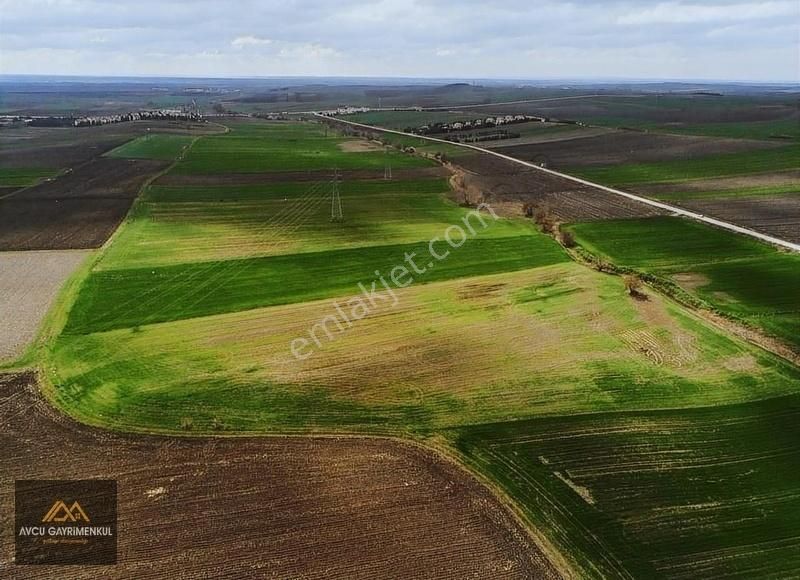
[105,134,195,160]
[102,179,532,268]
[50,264,800,434]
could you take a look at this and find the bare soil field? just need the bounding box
[0,251,89,361]
[0,373,560,579]
[12,157,168,200]
[0,198,135,250]
[481,126,615,149]
[493,131,780,169]
[676,195,800,244]
[0,158,168,250]
[0,121,215,170]
[452,153,664,221]
[155,165,449,186]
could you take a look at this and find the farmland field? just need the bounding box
[1,372,557,580]
[565,217,800,349]
[0,250,90,362]
[571,144,800,185]
[173,120,433,174]
[105,134,195,160]
[451,394,800,579]
[21,116,800,579]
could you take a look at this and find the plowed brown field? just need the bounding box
[0,373,561,579]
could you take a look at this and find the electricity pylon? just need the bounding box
[330,169,343,222]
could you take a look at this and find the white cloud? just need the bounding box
[618,1,799,25]
[277,42,338,59]
[231,35,273,49]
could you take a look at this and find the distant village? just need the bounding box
[72,109,203,127]
[1,108,204,128]
[410,114,545,136]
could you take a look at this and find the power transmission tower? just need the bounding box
[330,169,343,222]
[383,149,392,180]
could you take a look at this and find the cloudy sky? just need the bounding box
[1,0,798,81]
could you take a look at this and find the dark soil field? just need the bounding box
[0,158,168,251]
[16,157,167,200]
[493,131,780,169]
[0,373,560,579]
[0,121,213,170]
[676,195,800,244]
[0,198,136,250]
[453,153,665,221]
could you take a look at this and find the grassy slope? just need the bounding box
[105,134,195,160]
[565,216,800,348]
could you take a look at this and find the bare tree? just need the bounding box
[559,229,576,248]
[622,274,644,297]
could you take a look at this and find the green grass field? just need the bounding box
[647,183,799,201]
[41,119,800,579]
[101,178,535,268]
[451,393,800,579]
[0,167,59,187]
[173,120,432,173]
[105,134,195,160]
[565,217,800,348]
[571,144,800,186]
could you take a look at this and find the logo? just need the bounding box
[15,480,117,565]
[42,500,91,523]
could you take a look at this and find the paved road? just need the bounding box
[321,113,800,253]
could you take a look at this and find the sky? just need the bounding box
[1,0,798,82]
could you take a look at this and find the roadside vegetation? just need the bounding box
[565,216,800,349]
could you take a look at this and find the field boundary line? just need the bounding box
[320,114,800,253]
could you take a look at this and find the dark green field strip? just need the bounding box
[105,134,195,160]
[565,217,800,348]
[451,393,800,579]
[570,144,800,186]
[566,217,774,270]
[0,167,59,188]
[696,258,800,349]
[145,178,450,202]
[649,184,799,201]
[64,234,568,334]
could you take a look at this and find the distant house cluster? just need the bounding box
[411,114,544,135]
[320,106,373,116]
[73,109,203,127]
